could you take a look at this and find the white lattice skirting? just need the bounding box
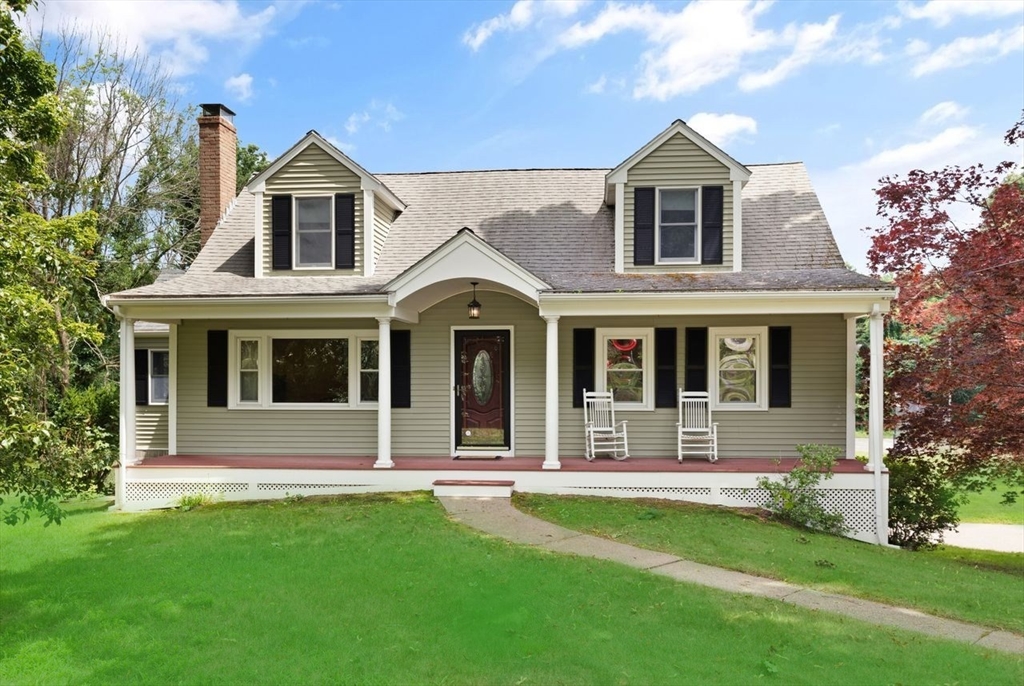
[121,466,886,543]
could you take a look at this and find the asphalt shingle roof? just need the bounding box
[110,162,887,300]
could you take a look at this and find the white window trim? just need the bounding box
[356,336,380,406]
[293,195,335,270]
[709,326,768,411]
[149,349,169,405]
[595,327,654,411]
[655,186,701,265]
[228,329,378,410]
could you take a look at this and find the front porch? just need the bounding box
[121,454,884,543]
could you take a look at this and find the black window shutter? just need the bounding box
[633,187,655,266]
[701,186,724,265]
[769,326,792,408]
[391,329,411,409]
[684,327,708,393]
[654,327,677,408]
[271,195,292,270]
[335,193,356,270]
[572,329,595,408]
[207,330,228,407]
[134,349,149,406]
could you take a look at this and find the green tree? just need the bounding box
[0,0,108,524]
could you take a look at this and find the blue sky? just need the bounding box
[23,0,1024,271]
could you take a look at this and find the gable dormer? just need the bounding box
[246,132,405,278]
[606,120,751,273]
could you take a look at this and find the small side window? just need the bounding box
[294,196,333,268]
[658,188,699,262]
[150,350,169,405]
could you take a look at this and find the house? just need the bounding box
[104,104,894,543]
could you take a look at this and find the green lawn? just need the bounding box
[516,494,1024,634]
[2,495,1021,685]
[959,481,1024,525]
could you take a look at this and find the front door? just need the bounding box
[454,330,511,451]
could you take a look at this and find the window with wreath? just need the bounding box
[710,327,767,410]
[596,328,652,409]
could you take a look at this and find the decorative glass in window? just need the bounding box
[659,188,698,261]
[717,336,757,403]
[295,197,332,267]
[359,340,379,403]
[272,338,348,403]
[150,350,169,404]
[606,338,644,403]
[472,350,494,405]
[239,339,260,403]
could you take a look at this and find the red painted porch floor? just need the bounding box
[136,454,870,474]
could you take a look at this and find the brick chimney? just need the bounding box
[197,103,237,248]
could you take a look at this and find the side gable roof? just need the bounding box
[246,131,406,212]
[605,119,752,203]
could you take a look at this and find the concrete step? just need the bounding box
[433,479,514,498]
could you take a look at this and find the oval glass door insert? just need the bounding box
[472,350,494,405]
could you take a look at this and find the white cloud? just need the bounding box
[22,0,288,77]
[899,0,1024,27]
[584,74,607,94]
[739,14,840,91]
[687,113,758,147]
[904,38,930,56]
[345,100,404,136]
[918,101,969,126]
[550,1,875,100]
[814,125,1013,272]
[224,73,253,102]
[325,136,356,152]
[911,25,1024,77]
[463,0,588,51]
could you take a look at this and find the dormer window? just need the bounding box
[657,188,699,263]
[295,196,333,268]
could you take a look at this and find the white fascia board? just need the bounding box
[108,295,419,324]
[604,120,753,201]
[538,290,897,317]
[385,231,549,305]
[247,133,406,213]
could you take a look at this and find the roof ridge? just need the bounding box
[376,167,612,176]
[746,161,804,168]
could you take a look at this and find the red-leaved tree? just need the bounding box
[868,115,1023,505]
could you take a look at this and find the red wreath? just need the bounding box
[611,339,637,352]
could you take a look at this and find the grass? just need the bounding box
[2,495,1021,685]
[959,481,1024,525]
[516,494,1024,634]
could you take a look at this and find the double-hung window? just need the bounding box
[149,350,169,404]
[595,328,653,410]
[657,188,699,263]
[295,196,333,268]
[709,327,767,410]
[228,330,378,409]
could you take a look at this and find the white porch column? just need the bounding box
[542,315,561,470]
[867,305,887,544]
[168,322,178,455]
[845,316,856,459]
[374,317,394,468]
[118,317,136,508]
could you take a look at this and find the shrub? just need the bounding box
[888,453,962,550]
[755,444,848,535]
[176,493,216,512]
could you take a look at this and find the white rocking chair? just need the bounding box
[583,389,629,461]
[677,390,718,463]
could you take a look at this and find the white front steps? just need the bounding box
[432,479,514,498]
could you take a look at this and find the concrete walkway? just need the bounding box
[440,497,1024,655]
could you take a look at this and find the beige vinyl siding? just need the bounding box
[373,195,393,264]
[391,292,546,456]
[557,314,846,458]
[176,319,379,455]
[262,143,363,275]
[135,335,168,453]
[171,307,843,460]
[624,133,733,272]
